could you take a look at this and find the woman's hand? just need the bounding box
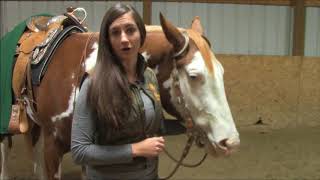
[132,136,165,158]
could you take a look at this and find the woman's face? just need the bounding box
[109,12,141,62]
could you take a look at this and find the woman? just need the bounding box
[71,3,165,180]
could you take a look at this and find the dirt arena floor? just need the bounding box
[2,125,320,180]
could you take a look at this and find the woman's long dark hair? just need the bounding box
[87,3,146,129]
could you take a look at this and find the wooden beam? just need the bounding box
[150,0,291,6]
[198,0,291,6]
[292,0,305,56]
[143,0,151,25]
[106,0,320,7]
[149,0,320,7]
[305,0,320,7]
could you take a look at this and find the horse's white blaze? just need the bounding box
[85,43,98,73]
[170,51,239,150]
[51,85,78,123]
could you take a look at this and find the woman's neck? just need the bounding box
[121,55,138,83]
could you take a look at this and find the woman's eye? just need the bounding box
[126,27,136,35]
[110,30,120,36]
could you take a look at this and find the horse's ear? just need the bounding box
[191,16,204,35]
[159,12,185,53]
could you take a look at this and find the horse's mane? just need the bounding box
[187,29,214,74]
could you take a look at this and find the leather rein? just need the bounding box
[161,32,208,180]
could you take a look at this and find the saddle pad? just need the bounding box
[0,13,52,134]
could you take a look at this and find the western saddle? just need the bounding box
[9,7,87,134]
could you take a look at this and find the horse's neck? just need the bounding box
[142,30,169,65]
[142,27,190,120]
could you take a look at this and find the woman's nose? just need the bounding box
[120,31,129,43]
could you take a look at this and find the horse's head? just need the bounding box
[141,14,240,156]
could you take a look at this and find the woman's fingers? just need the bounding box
[156,142,164,149]
[156,145,164,152]
[155,137,165,148]
[157,136,165,143]
[155,137,165,153]
[132,136,166,157]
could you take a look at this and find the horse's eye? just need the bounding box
[189,75,198,80]
[188,73,205,84]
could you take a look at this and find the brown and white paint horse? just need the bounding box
[0,14,239,180]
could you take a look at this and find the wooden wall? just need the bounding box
[217,55,320,129]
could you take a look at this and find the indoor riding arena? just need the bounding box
[1,1,319,180]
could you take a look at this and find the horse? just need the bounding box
[0,14,240,180]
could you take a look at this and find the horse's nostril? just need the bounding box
[219,139,228,147]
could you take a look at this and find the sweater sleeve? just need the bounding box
[71,78,133,166]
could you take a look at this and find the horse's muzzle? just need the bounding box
[208,136,240,157]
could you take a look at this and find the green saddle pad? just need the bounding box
[0,13,52,134]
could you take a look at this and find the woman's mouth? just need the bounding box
[121,47,131,52]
